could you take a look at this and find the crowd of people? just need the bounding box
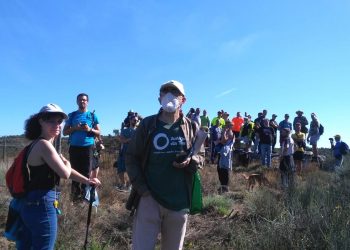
[116,101,348,194]
[184,106,347,191]
[5,81,348,250]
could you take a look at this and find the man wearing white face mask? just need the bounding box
[125,80,205,250]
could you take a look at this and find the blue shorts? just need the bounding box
[309,135,320,146]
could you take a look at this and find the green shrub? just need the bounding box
[203,195,232,216]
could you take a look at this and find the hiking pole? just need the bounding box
[54,133,62,154]
[53,132,63,215]
[83,185,96,250]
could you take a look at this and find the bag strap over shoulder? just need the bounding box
[26,140,39,157]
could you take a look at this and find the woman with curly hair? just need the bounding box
[16,103,101,250]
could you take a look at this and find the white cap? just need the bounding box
[39,103,68,119]
[160,80,185,96]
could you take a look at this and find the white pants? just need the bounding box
[132,195,188,250]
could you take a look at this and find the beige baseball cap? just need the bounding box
[39,103,68,119]
[160,80,185,96]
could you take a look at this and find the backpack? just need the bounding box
[319,124,324,136]
[5,142,35,198]
[340,142,349,155]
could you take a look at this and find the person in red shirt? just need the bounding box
[231,112,244,138]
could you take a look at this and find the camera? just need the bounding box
[329,138,334,141]
[80,122,87,127]
[175,152,189,163]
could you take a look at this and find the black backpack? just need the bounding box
[340,142,349,155]
[319,124,324,136]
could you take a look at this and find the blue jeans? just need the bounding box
[18,190,58,250]
[260,144,272,167]
[253,137,260,154]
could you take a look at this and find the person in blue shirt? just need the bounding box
[63,93,101,202]
[278,114,292,130]
[116,115,138,191]
[217,121,235,193]
[278,114,292,144]
[210,119,222,163]
[330,134,347,172]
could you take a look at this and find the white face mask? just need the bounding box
[160,92,180,113]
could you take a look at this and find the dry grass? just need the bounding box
[1,145,350,249]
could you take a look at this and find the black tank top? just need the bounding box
[28,163,60,191]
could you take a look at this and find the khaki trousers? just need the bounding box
[132,194,188,250]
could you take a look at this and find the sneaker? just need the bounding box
[217,186,229,194]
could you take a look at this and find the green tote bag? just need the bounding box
[190,171,203,215]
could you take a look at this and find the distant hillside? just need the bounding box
[0,135,119,160]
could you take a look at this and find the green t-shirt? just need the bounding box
[145,119,189,211]
[200,115,210,128]
[211,117,225,128]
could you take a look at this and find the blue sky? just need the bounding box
[0,0,349,148]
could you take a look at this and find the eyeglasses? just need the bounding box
[78,97,88,102]
[44,119,63,125]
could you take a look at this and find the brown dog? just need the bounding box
[241,173,270,191]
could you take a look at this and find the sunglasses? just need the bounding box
[160,87,181,96]
[44,119,63,125]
